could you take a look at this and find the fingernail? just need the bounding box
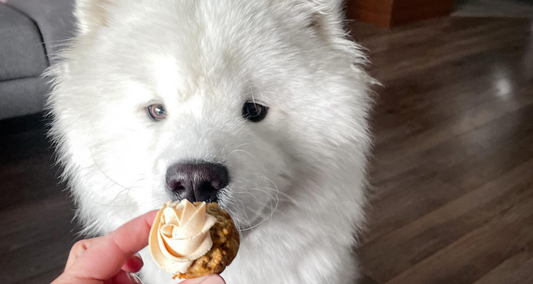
[129,273,143,284]
[133,253,144,265]
[123,254,144,273]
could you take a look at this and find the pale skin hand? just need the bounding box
[52,211,225,284]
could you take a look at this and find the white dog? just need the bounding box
[47,0,373,283]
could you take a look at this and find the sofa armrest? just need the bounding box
[0,3,48,80]
[7,0,77,65]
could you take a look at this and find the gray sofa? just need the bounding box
[0,0,75,120]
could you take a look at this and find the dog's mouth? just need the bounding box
[169,192,221,204]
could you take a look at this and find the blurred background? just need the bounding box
[1,0,532,283]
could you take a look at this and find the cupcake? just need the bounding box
[149,200,240,279]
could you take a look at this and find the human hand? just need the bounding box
[51,211,225,284]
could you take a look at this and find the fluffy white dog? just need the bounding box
[48,0,373,283]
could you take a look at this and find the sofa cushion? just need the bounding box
[0,4,48,81]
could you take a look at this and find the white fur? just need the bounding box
[47,0,373,283]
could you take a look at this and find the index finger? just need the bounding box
[66,210,158,281]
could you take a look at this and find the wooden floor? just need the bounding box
[453,0,533,18]
[1,16,532,284]
[351,17,533,284]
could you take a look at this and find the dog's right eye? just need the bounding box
[147,104,167,121]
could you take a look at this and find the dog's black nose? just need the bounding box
[165,162,228,202]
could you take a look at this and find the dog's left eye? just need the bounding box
[242,102,268,122]
[147,104,167,121]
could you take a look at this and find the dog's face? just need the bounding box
[49,0,371,234]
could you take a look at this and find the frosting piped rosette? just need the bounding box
[149,200,217,274]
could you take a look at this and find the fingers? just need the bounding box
[55,210,224,284]
[65,211,158,281]
[182,275,226,284]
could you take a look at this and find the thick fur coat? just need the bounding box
[47,0,373,283]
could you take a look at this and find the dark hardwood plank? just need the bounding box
[359,274,380,284]
[372,101,533,191]
[359,156,533,283]
[384,191,533,284]
[365,120,533,243]
[362,18,532,82]
[472,250,533,284]
[0,194,77,284]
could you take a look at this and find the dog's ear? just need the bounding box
[74,0,113,35]
[283,0,348,43]
[285,0,368,66]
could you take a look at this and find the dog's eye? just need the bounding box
[242,102,268,122]
[147,104,167,121]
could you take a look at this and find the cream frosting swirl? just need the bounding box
[149,200,217,274]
